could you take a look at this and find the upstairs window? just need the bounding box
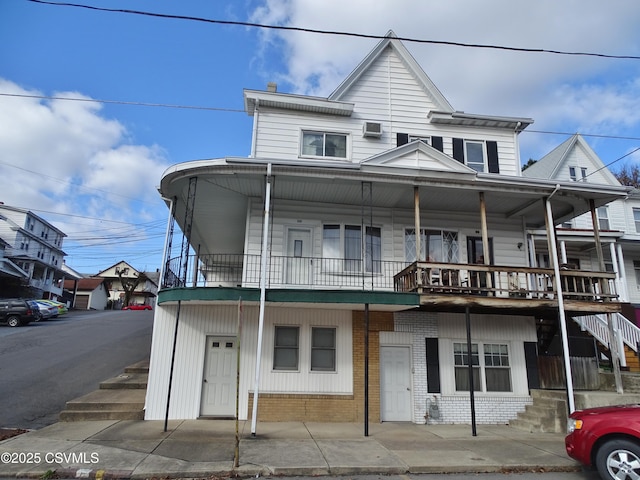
[634,208,640,233]
[405,228,459,263]
[323,224,381,273]
[596,207,610,230]
[301,131,347,159]
[569,166,588,182]
[453,138,499,173]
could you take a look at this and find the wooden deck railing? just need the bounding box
[393,261,618,301]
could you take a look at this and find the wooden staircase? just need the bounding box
[59,360,148,421]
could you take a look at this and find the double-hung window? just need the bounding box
[569,166,588,182]
[323,224,381,273]
[311,327,336,371]
[633,208,640,233]
[596,207,610,230]
[453,342,512,392]
[452,138,499,173]
[273,326,299,371]
[301,131,347,159]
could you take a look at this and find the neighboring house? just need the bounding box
[523,134,640,365]
[0,235,29,296]
[96,261,158,308]
[0,204,67,300]
[63,277,109,310]
[144,32,630,427]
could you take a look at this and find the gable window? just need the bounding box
[323,224,381,273]
[569,167,587,182]
[453,138,499,173]
[453,342,512,392]
[311,327,336,371]
[273,326,299,371]
[405,228,459,263]
[301,131,347,159]
[397,133,443,152]
[596,207,610,230]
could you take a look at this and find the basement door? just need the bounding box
[380,346,412,421]
[200,336,237,417]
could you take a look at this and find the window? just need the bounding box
[569,167,577,181]
[20,236,29,251]
[634,261,640,287]
[597,207,610,230]
[569,166,588,182]
[453,342,512,392]
[301,131,347,159]
[323,224,381,273]
[452,138,499,173]
[405,229,458,263]
[634,209,640,233]
[273,326,299,370]
[311,327,336,371]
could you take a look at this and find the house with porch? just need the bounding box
[144,32,630,428]
[96,260,158,309]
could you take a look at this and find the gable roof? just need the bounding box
[361,140,476,176]
[523,134,621,186]
[96,260,139,277]
[329,30,454,112]
[64,277,107,292]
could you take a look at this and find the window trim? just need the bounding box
[310,326,337,372]
[300,130,348,159]
[596,206,610,230]
[273,325,300,371]
[452,341,512,393]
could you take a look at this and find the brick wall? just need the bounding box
[247,310,394,422]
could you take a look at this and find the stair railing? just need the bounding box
[572,313,640,368]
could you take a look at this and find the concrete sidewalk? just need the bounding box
[0,419,579,478]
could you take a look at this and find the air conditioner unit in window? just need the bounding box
[363,121,382,138]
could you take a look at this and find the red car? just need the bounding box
[123,304,152,310]
[566,404,640,479]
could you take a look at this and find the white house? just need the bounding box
[96,260,158,308]
[144,32,630,428]
[0,204,67,300]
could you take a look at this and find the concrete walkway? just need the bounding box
[0,419,579,478]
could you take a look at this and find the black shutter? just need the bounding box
[431,136,443,152]
[426,337,441,393]
[487,140,499,173]
[524,341,540,390]
[397,133,409,147]
[452,138,464,163]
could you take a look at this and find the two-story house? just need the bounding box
[144,32,630,428]
[0,204,67,299]
[96,260,158,309]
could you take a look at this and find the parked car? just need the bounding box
[566,404,640,480]
[0,298,37,327]
[37,299,68,315]
[123,304,152,311]
[33,300,59,321]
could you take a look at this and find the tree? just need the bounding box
[614,163,640,188]
[521,158,537,171]
[118,270,148,307]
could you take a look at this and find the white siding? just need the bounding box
[145,304,352,421]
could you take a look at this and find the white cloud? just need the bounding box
[0,79,170,264]
[250,0,640,161]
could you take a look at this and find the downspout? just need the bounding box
[544,185,575,413]
[250,99,259,158]
[251,163,272,436]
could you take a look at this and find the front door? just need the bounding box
[286,228,312,284]
[200,336,237,417]
[380,346,412,421]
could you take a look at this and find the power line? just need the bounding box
[526,130,640,142]
[25,0,640,61]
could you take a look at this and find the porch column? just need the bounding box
[180,177,198,286]
[559,240,567,265]
[610,242,623,302]
[478,192,492,291]
[414,186,421,261]
[251,163,273,436]
[543,196,575,413]
[589,199,606,272]
[616,243,629,302]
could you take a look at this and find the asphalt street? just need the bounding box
[0,309,153,430]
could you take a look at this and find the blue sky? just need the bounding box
[1,0,640,275]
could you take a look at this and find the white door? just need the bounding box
[200,336,237,417]
[286,228,312,284]
[380,346,412,421]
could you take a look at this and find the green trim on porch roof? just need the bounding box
[158,287,418,306]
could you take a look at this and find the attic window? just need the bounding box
[569,167,587,182]
[301,131,347,159]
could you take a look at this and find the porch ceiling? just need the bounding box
[160,161,629,257]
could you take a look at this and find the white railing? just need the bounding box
[573,312,640,368]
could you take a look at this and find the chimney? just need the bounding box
[267,82,277,93]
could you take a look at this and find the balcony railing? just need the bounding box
[394,261,618,301]
[162,254,618,302]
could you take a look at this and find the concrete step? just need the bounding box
[59,410,144,421]
[124,359,149,374]
[99,372,147,390]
